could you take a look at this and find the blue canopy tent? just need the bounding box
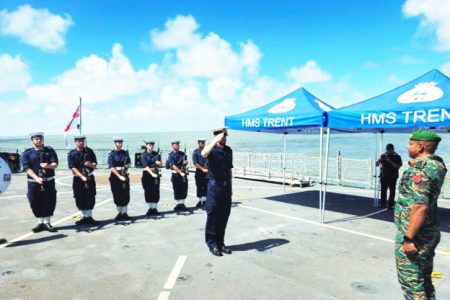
[225,87,334,221]
[323,69,450,222]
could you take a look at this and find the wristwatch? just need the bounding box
[403,235,414,243]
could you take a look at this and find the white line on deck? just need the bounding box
[239,204,449,256]
[0,197,113,249]
[158,255,187,300]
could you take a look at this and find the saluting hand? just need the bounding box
[214,132,224,143]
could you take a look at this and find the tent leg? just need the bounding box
[322,128,331,224]
[373,133,379,207]
[283,133,287,192]
[319,128,323,222]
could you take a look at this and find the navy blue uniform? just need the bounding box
[68,147,97,210]
[167,151,188,200]
[205,145,233,249]
[379,151,403,208]
[108,150,131,207]
[141,150,160,203]
[21,147,59,218]
[192,148,208,197]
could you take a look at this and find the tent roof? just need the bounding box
[224,87,334,134]
[328,69,450,132]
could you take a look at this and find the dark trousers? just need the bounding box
[109,174,130,206]
[73,176,96,210]
[171,173,188,200]
[27,180,57,217]
[195,171,208,197]
[205,179,232,249]
[142,171,160,203]
[380,177,397,208]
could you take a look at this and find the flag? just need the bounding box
[63,105,80,148]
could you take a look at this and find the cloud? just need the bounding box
[26,44,160,105]
[361,61,379,69]
[403,0,450,51]
[441,62,450,76]
[400,55,425,65]
[0,4,73,51]
[0,53,30,92]
[150,15,262,79]
[287,60,332,85]
[207,77,243,102]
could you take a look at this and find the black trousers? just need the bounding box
[73,176,96,210]
[195,170,208,197]
[27,180,57,218]
[141,171,160,203]
[109,174,130,206]
[171,173,188,200]
[380,177,397,208]
[205,179,232,249]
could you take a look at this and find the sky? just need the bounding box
[1,0,450,136]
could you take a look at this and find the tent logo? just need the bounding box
[397,82,443,104]
[268,98,296,114]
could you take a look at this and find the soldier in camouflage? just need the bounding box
[394,130,447,300]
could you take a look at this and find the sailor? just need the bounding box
[68,135,98,225]
[166,140,188,211]
[20,132,59,233]
[201,128,233,256]
[108,137,131,221]
[141,140,162,216]
[192,138,208,208]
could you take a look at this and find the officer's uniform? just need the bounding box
[166,141,188,210]
[395,131,447,299]
[205,129,233,255]
[141,140,161,216]
[192,139,208,208]
[68,135,98,225]
[20,132,59,232]
[108,137,131,220]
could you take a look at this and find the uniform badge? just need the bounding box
[413,175,422,184]
[409,159,417,166]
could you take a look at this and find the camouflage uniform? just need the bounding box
[394,154,447,300]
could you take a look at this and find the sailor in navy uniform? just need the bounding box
[193,138,208,208]
[20,132,59,233]
[68,135,98,225]
[108,137,131,221]
[141,140,162,216]
[166,140,188,211]
[201,128,233,256]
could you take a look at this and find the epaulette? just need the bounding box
[409,159,426,169]
[44,146,54,151]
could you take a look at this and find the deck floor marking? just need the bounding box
[0,197,113,249]
[158,255,187,300]
[239,204,448,256]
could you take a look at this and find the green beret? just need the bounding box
[410,130,441,143]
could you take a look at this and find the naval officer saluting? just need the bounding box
[68,135,98,225]
[201,128,233,256]
[20,132,59,233]
[108,137,132,221]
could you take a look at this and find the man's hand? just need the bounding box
[81,175,87,182]
[151,173,158,178]
[36,177,44,185]
[214,132,225,143]
[403,241,418,255]
[40,162,49,169]
[119,175,127,181]
[180,172,185,177]
[202,168,208,174]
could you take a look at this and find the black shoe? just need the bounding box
[115,213,123,221]
[209,247,223,256]
[146,209,153,216]
[43,223,57,232]
[32,223,45,233]
[86,217,98,225]
[174,204,182,211]
[75,217,88,226]
[196,201,202,208]
[121,213,131,220]
[220,246,232,255]
[179,203,187,210]
[0,238,7,244]
[153,209,161,216]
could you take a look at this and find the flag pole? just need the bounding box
[79,97,82,135]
